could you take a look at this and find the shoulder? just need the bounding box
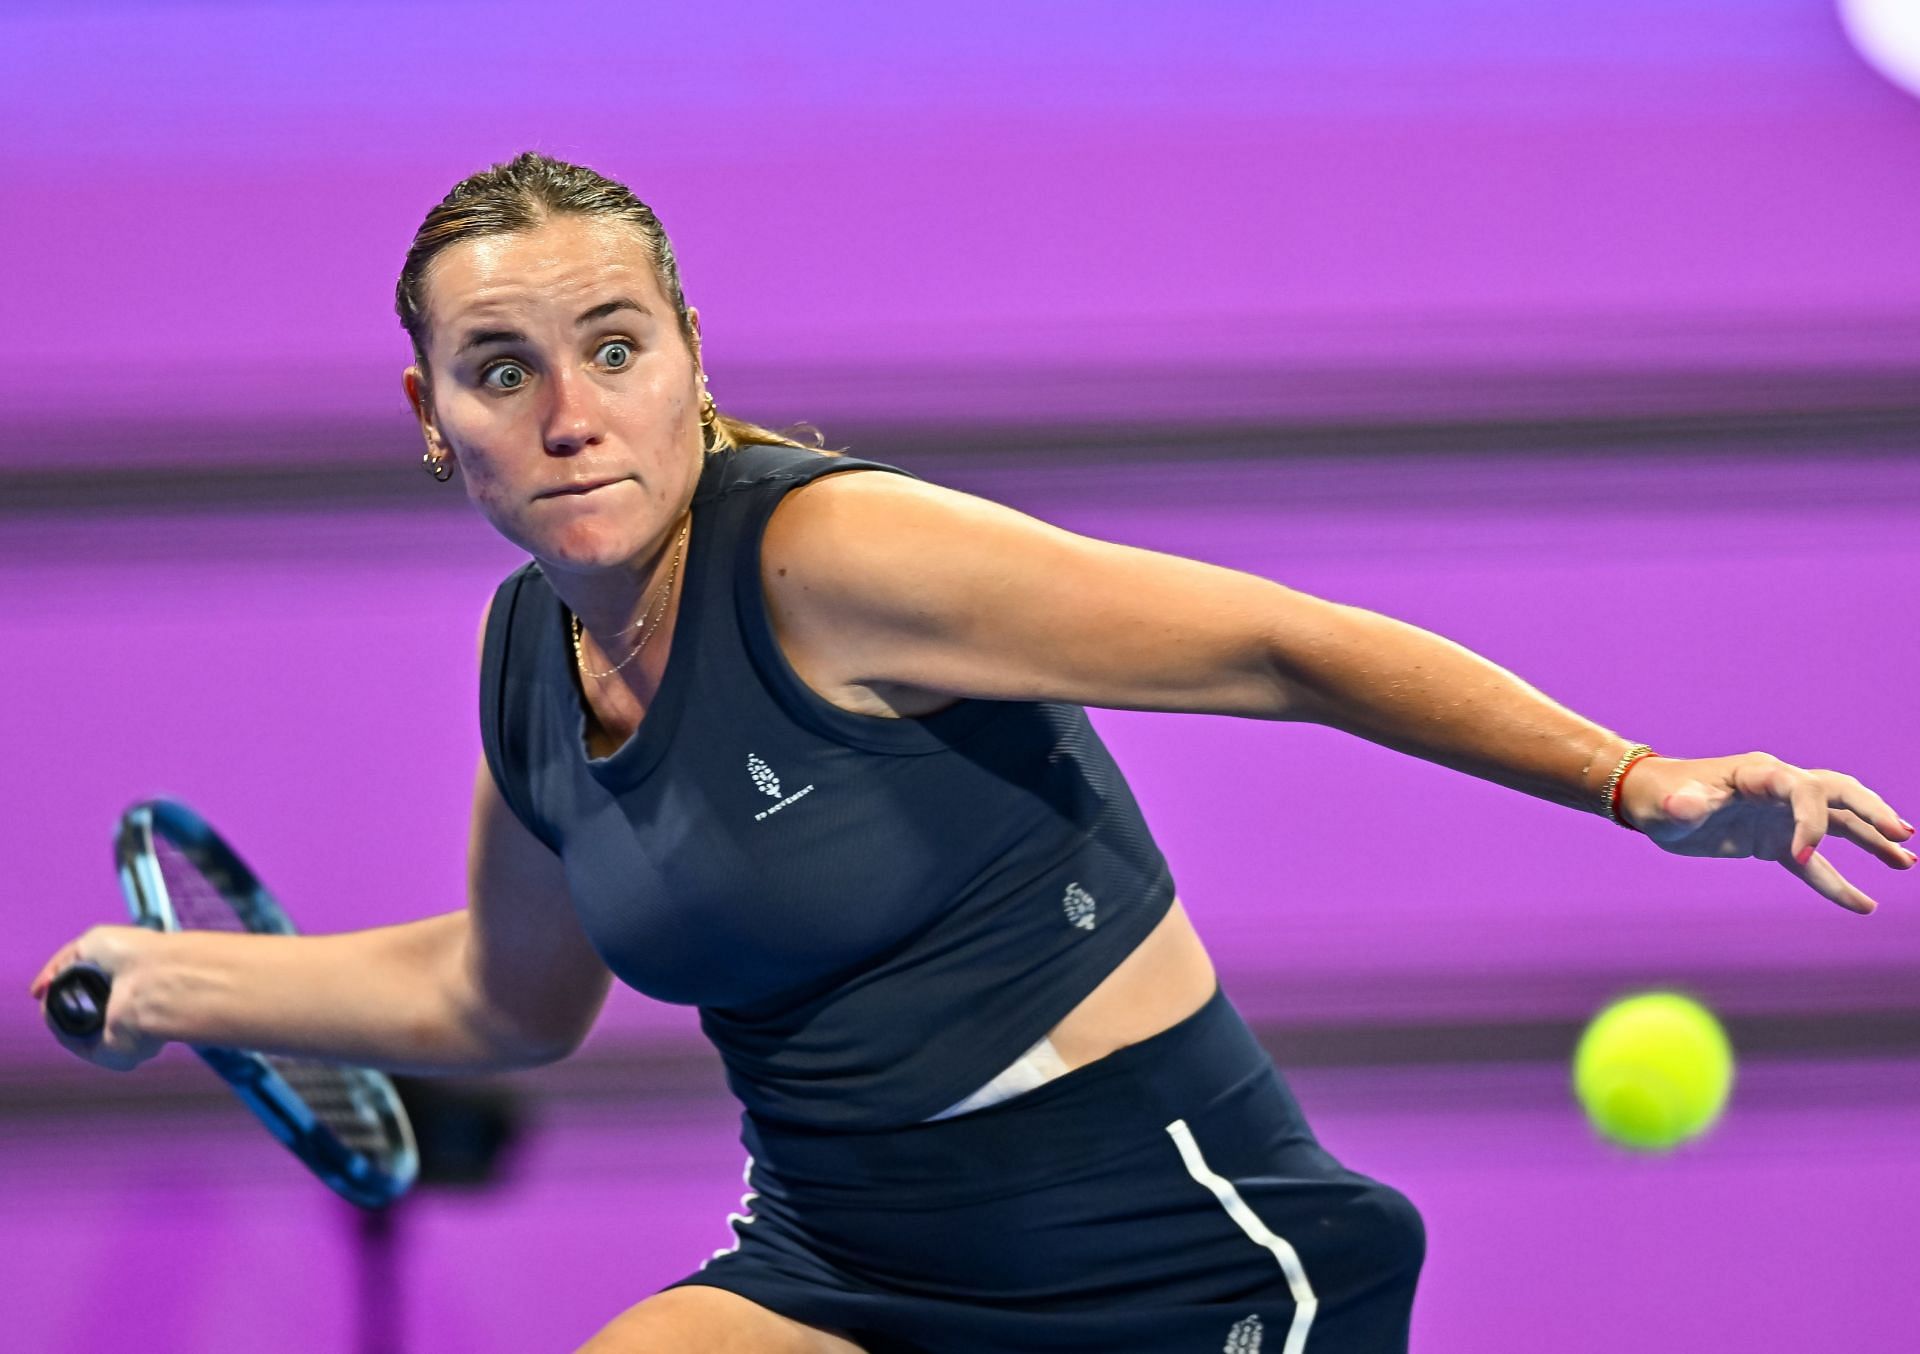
[761,464,993,582]
[764,462,1036,572]
[759,465,1049,652]
[754,464,1005,706]
[485,559,552,622]
[698,441,901,501]
[477,560,552,663]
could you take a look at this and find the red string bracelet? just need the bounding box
[1607,745,1660,831]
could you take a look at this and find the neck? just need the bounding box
[549,510,692,650]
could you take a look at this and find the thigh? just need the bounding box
[576,1284,870,1354]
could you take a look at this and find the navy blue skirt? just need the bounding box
[664,983,1426,1353]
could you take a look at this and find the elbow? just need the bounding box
[451,1005,590,1073]
[474,990,605,1071]
[441,917,608,1073]
[494,1027,586,1071]
[1260,591,1350,725]
[492,972,611,1070]
[1259,638,1327,725]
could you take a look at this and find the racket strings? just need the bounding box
[156,838,251,933]
[156,836,405,1164]
[264,1057,396,1156]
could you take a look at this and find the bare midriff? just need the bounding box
[1041,893,1217,1071]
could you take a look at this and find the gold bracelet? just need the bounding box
[1602,742,1658,830]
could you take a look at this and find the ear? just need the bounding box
[687,306,704,371]
[402,366,442,448]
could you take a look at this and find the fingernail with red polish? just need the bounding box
[1795,845,1815,866]
[1900,819,1915,835]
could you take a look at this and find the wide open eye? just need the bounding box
[481,361,528,391]
[597,340,634,370]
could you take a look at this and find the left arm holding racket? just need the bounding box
[31,753,613,1077]
[29,603,610,1208]
[33,913,488,1074]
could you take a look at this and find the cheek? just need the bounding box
[458,468,545,555]
[438,432,519,519]
[615,363,696,425]
[459,458,528,530]
[438,402,520,487]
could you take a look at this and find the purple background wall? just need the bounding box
[7,0,1920,443]
[5,1,1918,1350]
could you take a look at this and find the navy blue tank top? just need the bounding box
[479,442,1177,1129]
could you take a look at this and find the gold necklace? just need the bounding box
[570,519,690,681]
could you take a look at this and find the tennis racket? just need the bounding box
[44,798,418,1209]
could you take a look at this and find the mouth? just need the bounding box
[538,476,629,500]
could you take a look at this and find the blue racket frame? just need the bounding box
[116,799,419,1209]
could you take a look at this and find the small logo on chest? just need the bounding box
[747,752,815,822]
[1063,882,1098,931]
[747,753,782,798]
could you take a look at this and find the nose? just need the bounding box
[541,366,605,454]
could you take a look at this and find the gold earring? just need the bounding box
[423,441,453,482]
[699,387,720,451]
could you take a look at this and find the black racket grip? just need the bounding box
[46,962,112,1041]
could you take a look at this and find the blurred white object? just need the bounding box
[1838,0,1920,99]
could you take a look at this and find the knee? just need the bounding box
[575,1285,866,1354]
[576,1288,700,1353]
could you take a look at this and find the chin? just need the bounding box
[532,516,657,575]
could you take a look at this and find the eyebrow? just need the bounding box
[456,297,652,355]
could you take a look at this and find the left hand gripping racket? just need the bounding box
[45,798,418,1209]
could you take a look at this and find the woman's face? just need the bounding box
[404,213,704,576]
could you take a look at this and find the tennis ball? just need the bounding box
[1572,991,1735,1152]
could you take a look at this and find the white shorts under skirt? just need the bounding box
[921,1033,1073,1121]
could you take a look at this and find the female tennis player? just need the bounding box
[33,153,1914,1353]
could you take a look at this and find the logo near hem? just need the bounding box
[1063,882,1097,931]
[1224,1314,1265,1353]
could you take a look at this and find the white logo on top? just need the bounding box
[1224,1314,1265,1353]
[747,753,782,798]
[748,752,815,822]
[1063,882,1097,931]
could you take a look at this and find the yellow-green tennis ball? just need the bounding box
[1573,991,1735,1152]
